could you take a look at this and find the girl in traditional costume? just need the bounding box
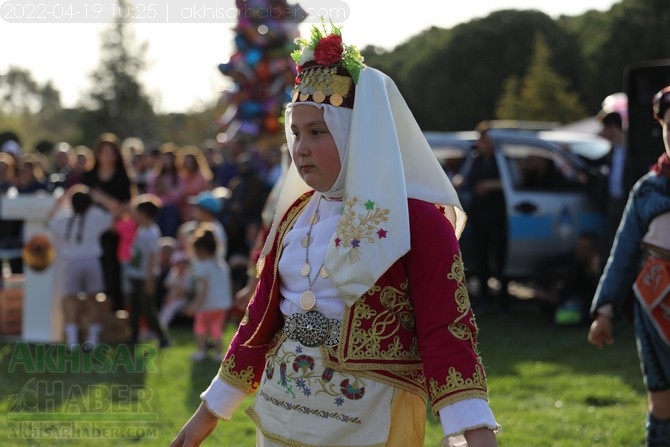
[172,25,499,447]
[588,86,670,447]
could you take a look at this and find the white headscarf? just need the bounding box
[260,67,465,306]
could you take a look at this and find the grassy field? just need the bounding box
[0,298,647,447]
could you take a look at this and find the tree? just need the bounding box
[560,0,670,111]
[495,35,587,123]
[78,0,157,145]
[363,10,586,131]
[0,66,41,115]
[0,66,73,150]
[495,77,524,120]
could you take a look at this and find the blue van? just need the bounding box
[425,129,607,279]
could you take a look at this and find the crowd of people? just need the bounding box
[0,131,281,359]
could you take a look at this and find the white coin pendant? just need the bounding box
[309,213,320,224]
[300,290,316,310]
[301,235,312,248]
[319,267,329,279]
[300,263,311,277]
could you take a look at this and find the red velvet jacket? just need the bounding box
[218,193,489,414]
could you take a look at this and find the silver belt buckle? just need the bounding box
[284,310,341,347]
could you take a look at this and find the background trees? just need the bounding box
[77,0,158,145]
[3,0,670,148]
[495,35,587,123]
[362,0,670,131]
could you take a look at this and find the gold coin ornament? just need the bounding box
[329,93,343,107]
[300,263,311,277]
[312,90,326,103]
[319,267,329,279]
[300,290,317,310]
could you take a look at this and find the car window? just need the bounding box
[501,143,589,192]
[432,146,470,180]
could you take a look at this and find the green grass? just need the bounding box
[0,300,647,446]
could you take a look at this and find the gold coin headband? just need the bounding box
[292,62,355,108]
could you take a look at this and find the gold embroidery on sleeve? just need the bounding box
[447,253,478,341]
[218,355,258,393]
[429,365,487,398]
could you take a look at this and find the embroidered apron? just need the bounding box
[246,339,394,447]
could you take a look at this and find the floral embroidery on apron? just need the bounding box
[247,339,393,447]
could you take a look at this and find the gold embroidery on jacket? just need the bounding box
[345,280,420,361]
[219,354,259,393]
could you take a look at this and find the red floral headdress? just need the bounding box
[290,23,365,108]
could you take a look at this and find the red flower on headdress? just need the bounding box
[313,34,343,66]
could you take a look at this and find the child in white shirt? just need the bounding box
[47,185,114,349]
[184,227,233,361]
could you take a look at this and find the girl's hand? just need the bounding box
[170,403,219,447]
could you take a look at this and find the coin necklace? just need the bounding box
[299,195,330,311]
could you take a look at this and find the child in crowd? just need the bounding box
[138,236,177,341]
[184,226,233,361]
[156,236,177,309]
[158,249,194,329]
[185,190,228,264]
[47,185,115,349]
[125,193,170,348]
[115,207,137,309]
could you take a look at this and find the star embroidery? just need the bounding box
[377,228,387,239]
[334,237,341,247]
[351,238,361,248]
[364,200,375,210]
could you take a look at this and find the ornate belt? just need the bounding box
[283,310,341,348]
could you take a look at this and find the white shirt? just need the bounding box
[192,258,233,311]
[48,207,113,259]
[125,224,161,280]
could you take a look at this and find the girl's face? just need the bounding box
[290,105,341,192]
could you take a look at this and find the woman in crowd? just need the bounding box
[80,132,134,312]
[179,144,213,222]
[147,143,185,238]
